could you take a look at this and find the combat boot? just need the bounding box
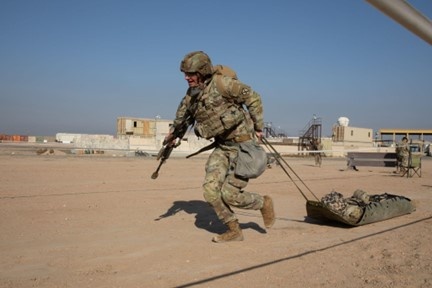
[261,195,275,228]
[212,220,244,243]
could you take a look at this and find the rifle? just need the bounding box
[151,121,190,180]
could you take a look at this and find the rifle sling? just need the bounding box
[186,142,217,158]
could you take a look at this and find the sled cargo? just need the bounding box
[306,194,415,226]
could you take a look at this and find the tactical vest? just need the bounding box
[193,74,246,139]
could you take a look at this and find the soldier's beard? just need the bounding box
[189,87,201,98]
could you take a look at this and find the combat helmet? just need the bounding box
[180,51,213,76]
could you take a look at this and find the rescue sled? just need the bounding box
[306,193,415,226]
[261,137,416,227]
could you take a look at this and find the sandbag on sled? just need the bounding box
[306,191,415,226]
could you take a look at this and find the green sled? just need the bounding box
[306,194,415,226]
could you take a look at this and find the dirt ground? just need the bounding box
[1,143,432,288]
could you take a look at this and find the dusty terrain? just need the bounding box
[1,143,431,288]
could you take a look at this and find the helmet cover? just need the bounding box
[180,51,213,76]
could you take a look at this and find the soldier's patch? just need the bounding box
[241,88,249,95]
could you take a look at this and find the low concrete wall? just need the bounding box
[49,133,397,158]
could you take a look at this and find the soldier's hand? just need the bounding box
[163,133,176,146]
[255,131,263,141]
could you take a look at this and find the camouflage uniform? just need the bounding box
[396,138,409,169]
[173,65,265,224]
[310,139,322,167]
[171,51,275,242]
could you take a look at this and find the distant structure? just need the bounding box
[115,116,212,154]
[116,116,172,138]
[298,115,322,151]
[3,115,410,157]
[332,117,373,143]
[263,122,287,138]
[378,129,432,142]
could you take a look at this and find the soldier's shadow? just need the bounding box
[155,200,266,234]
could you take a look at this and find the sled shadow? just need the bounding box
[303,216,354,228]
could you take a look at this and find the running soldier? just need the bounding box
[165,51,275,243]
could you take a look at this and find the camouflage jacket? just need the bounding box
[396,141,409,157]
[173,74,264,141]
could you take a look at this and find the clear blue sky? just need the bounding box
[1,0,431,137]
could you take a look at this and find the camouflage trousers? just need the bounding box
[397,153,409,169]
[203,144,264,224]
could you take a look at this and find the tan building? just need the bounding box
[332,125,373,143]
[116,117,172,138]
[330,122,379,157]
[116,116,215,154]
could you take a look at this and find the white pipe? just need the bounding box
[365,0,432,45]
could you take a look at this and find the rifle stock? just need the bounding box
[151,144,174,179]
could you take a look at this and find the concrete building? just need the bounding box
[332,126,373,143]
[116,116,213,155]
[116,116,172,138]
